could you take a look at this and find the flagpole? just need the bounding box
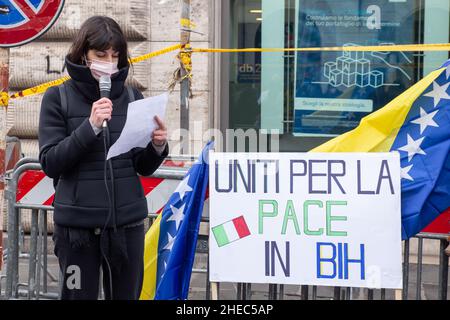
[180,0,191,155]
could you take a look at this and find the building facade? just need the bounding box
[7,0,450,157]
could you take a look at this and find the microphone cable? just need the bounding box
[98,76,118,299]
[101,121,115,300]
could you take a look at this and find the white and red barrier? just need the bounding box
[16,159,209,218]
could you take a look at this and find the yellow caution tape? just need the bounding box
[9,44,182,100]
[180,18,196,29]
[7,42,450,103]
[190,43,450,53]
[0,91,8,107]
[130,44,182,64]
[10,76,70,99]
[180,44,192,73]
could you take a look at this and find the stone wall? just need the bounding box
[7,0,212,158]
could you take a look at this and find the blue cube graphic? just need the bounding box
[336,56,348,71]
[324,62,337,79]
[338,57,356,74]
[329,69,343,86]
[356,59,370,75]
[356,73,370,87]
[344,58,357,74]
[370,70,384,88]
[342,72,357,87]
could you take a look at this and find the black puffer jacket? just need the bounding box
[38,57,168,229]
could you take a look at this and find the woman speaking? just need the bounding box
[38,16,168,300]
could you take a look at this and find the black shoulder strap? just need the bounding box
[54,83,69,192]
[58,83,68,119]
[127,86,135,103]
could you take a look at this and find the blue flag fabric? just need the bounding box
[154,141,213,300]
[312,59,450,240]
[389,61,450,239]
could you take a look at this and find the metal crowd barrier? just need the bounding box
[0,158,448,300]
[0,157,209,300]
[3,160,57,299]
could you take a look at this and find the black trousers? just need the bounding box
[52,223,145,300]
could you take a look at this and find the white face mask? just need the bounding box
[86,57,119,80]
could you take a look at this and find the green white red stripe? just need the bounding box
[212,216,251,247]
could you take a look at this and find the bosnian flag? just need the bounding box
[212,215,251,247]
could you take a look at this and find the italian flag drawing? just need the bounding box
[212,216,251,247]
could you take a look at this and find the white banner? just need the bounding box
[209,152,402,289]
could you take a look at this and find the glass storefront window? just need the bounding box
[227,0,450,151]
[229,0,263,131]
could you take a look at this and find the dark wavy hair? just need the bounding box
[67,16,130,69]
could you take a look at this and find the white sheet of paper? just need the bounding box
[107,92,168,160]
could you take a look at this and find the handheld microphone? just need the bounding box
[99,75,112,128]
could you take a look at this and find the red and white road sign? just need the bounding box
[0,0,64,48]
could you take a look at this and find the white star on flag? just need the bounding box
[401,164,414,181]
[398,134,426,162]
[163,233,176,251]
[424,81,450,107]
[174,175,193,201]
[411,108,439,134]
[159,258,168,279]
[167,203,186,231]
